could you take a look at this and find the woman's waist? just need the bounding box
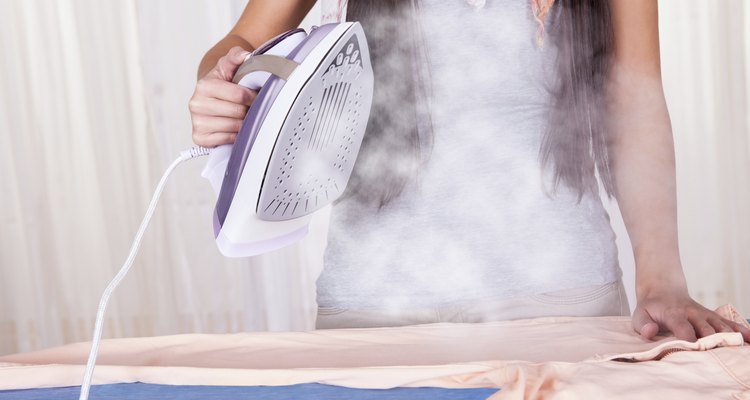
[316,260,623,310]
[318,229,621,310]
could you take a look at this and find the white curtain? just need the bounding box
[0,0,326,356]
[1,0,748,356]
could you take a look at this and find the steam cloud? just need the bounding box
[316,1,620,316]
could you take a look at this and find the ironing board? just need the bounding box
[1,306,748,400]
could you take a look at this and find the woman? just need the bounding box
[189,0,750,342]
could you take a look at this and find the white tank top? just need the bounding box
[316,0,621,310]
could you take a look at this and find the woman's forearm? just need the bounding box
[609,70,688,297]
[608,0,688,299]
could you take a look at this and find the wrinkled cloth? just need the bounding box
[0,304,748,399]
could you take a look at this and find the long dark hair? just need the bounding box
[343,0,615,207]
[541,1,616,201]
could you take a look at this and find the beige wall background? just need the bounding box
[0,0,748,356]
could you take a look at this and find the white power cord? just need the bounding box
[78,146,211,400]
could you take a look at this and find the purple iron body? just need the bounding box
[202,22,374,257]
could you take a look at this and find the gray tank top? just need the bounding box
[316,0,621,310]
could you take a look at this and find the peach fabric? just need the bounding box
[0,304,748,399]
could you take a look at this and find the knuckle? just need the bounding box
[224,133,238,145]
[192,132,203,145]
[216,57,237,79]
[686,306,704,317]
[678,325,696,336]
[240,89,256,105]
[191,117,204,132]
[235,104,248,117]
[196,79,210,94]
[231,88,246,104]
[664,308,687,320]
[188,98,200,112]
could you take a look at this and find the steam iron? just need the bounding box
[202,22,374,257]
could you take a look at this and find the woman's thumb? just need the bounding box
[632,306,659,340]
[213,46,251,81]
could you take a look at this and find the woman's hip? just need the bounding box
[315,279,630,329]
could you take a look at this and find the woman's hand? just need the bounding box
[189,46,257,147]
[632,285,750,344]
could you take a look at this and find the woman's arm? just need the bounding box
[198,0,316,78]
[191,0,315,147]
[608,0,749,342]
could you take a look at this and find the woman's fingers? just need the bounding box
[707,316,750,344]
[192,115,244,136]
[189,97,249,119]
[690,314,750,344]
[724,319,750,344]
[195,79,257,106]
[663,313,697,342]
[672,322,697,342]
[192,132,238,148]
[690,317,716,338]
[706,317,734,333]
